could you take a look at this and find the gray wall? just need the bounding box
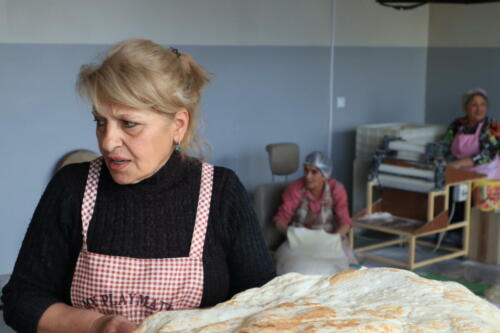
[426,3,500,125]
[191,45,332,188]
[426,47,500,125]
[0,44,104,275]
[332,46,427,192]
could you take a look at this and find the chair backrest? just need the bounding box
[265,143,300,176]
[55,149,99,172]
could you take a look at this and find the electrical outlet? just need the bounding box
[453,184,468,202]
[336,97,346,109]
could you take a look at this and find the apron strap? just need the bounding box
[80,157,103,247]
[189,162,214,258]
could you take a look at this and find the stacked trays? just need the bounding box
[355,123,446,160]
[352,123,446,215]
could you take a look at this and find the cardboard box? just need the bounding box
[468,207,500,265]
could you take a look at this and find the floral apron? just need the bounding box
[451,121,500,179]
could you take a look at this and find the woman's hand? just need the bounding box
[88,315,137,333]
[336,223,351,236]
[448,158,473,169]
[38,303,137,333]
[274,218,289,232]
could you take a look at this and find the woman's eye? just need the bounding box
[123,121,138,128]
[311,170,317,175]
[93,118,105,127]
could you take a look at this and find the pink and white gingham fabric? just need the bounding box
[70,158,214,324]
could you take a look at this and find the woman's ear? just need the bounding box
[173,108,190,142]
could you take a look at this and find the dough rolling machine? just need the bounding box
[350,136,485,269]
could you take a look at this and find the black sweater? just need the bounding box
[2,152,276,333]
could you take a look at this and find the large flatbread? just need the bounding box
[134,268,500,332]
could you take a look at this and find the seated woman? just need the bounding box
[443,88,500,179]
[273,151,357,275]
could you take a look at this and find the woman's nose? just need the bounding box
[99,125,122,152]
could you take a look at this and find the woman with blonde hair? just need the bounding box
[2,39,275,333]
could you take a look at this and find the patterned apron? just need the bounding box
[70,158,214,324]
[292,181,335,232]
[451,121,500,179]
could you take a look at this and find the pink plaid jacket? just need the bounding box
[273,178,352,229]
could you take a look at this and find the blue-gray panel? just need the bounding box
[182,46,331,189]
[332,46,427,195]
[0,44,330,273]
[426,47,500,126]
[0,44,107,275]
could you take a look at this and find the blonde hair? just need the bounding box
[77,39,211,159]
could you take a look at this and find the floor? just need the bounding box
[355,230,500,308]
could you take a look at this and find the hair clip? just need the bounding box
[170,47,181,58]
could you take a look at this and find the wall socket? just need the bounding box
[336,96,346,109]
[453,184,468,202]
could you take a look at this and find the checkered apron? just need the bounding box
[70,157,214,324]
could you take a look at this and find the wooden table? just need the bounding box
[349,167,485,270]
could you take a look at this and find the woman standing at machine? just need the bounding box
[444,88,500,179]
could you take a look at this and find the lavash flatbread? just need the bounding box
[134,268,500,333]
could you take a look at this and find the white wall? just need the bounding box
[335,0,429,47]
[0,0,331,45]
